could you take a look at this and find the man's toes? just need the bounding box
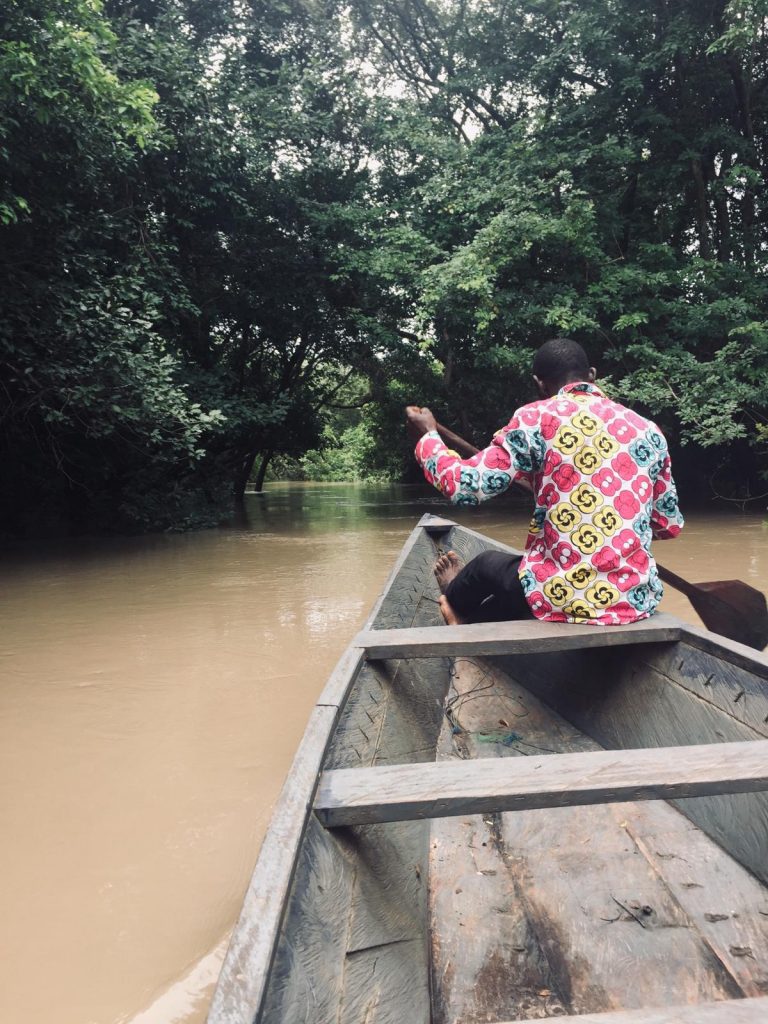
[446,550,460,567]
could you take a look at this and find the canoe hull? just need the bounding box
[209,516,768,1024]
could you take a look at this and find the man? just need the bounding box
[406,338,684,627]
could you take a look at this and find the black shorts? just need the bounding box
[443,551,533,624]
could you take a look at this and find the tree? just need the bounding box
[350,0,768,492]
[0,0,229,532]
[5,0,768,534]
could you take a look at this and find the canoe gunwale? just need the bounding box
[679,622,768,679]
[206,684,347,1023]
[208,518,433,1023]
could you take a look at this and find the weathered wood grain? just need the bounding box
[430,810,566,1022]
[497,643,768,884]
[323,660,440,770]
[429,658,572,1024]
[681,624,768,680]
[365,521,443,631]
[210,522,444,1023]
[257,815,357,1022]
[507,996,768,1023]
[259,817,432,1024]
[324,527,449,771]
[480,664,763,1015]
[314,645,366,708]
[208,705,339,1024]
[499,801,744,1014]
[361,519,438,629]
[646,642,768,736]
[247,524,448,1022]
[428,656,767,1022]
[315,738,768,827]
[337,937,428,1024]
[211,518,768,1024]
[356,615,682,660]
[616,800,768,997]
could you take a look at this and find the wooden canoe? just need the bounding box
[209,515,768,1024]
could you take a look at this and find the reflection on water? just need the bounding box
[1,482,766,1024]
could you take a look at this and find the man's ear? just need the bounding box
[532,374,547,398]
[587,367,597,382]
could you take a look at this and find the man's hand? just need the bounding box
[405,405,438,442]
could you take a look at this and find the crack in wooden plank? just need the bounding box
[619,815,749,999]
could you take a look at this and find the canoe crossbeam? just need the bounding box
[314,738,768,828]
[355,614,682,660]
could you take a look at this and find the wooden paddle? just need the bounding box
[432,419,768,650]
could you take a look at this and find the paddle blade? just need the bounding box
[686,580,768,651]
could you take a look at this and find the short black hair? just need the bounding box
[532,338,590,383]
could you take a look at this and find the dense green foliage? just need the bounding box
[3,0,768,532]
[353,0,768,492]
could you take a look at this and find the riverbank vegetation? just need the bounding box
[3,0,768,532]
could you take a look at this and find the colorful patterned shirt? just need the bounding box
[415,382,684,625]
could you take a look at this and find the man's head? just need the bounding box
[532,338,595,398]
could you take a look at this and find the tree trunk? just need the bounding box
[618,169,639,257]
[441,328,453,390]
[253,449,273,493]
[741,192,756,265]
[691,156,711,259]
[713,152,732,262]
[234,449,259,500]
[728,56,755,143]
[727,57,758,264]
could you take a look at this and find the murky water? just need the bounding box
[1,483,766,1024]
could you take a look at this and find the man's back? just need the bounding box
[415,380,683,625]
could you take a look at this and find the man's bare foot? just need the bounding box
[434,551,465,625]
[438,594,466,626]
[434,550,463,592]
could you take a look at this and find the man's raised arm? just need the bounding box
[405,405,534,507]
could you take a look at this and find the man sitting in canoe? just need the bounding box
[405,338,684,627]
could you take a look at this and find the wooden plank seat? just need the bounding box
[505,995,768,1023]
[315,738,768,827]
[355,613,682,660]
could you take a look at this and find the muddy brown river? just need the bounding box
[2,482,767,1024]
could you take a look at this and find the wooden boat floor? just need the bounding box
[508,995,768,1023]
[429,656,768,1023]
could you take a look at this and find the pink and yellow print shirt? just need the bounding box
[415,381,684,625]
